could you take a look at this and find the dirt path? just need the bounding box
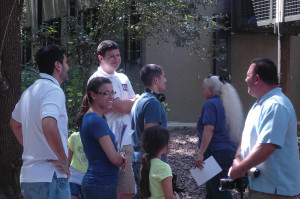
[168,128,247,199]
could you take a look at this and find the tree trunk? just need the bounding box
[0,0,24,198]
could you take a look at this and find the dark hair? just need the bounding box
[251,58,278,85]
[97,40,119,57]
[75,77,112,126]
[140,64,163,87]
[35,45,66,75]
[140,126,170,199]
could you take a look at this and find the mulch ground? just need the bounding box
[167,128,248,199]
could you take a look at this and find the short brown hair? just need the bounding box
[97,40,119,57]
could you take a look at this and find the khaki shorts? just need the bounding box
[249,189,298,199]
[117,144,135,194]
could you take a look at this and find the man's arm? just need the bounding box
[42,117,69,176]
[232,144,242,165]
[112,94,139,114]
[195,124,214,169]
[9,118,23,146]
[228,143,277,179]
[42,117,68,162]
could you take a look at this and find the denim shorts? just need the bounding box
[81,181,118,199]
[20,173,70,199]
[70,182,82,197]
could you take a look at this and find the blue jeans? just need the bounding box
[20,173,70,199]
[204,149,235,199]
[132,161,142,199]
[81,181,118,199]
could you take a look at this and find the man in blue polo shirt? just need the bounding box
[131,64,167,199]
[229,58,300,198]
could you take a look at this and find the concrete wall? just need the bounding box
[231,34,300,118]
[127,1,231,123]
[142,38,213,123]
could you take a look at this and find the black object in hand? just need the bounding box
[219,168,260,193]
[172,173,185,194]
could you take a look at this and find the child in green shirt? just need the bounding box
[140,126,179,199]
[68,132,88,199]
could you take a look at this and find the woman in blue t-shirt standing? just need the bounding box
[195,75,244,199]
[76,77,125,199]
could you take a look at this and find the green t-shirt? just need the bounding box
[68,132,88,173]
[149,158,172,199]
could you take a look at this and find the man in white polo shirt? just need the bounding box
[88,40,139,199]
[10,45,70,199]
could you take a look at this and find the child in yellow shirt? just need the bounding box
[140,126,179,199]
[68,132,88,199]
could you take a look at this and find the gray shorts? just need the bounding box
[117,144,135,194]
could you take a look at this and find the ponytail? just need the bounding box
[203,75,244,144]
[75,93,91,127]
[221,82,244,143]
[140,154,154,199]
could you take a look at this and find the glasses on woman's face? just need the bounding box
[94,91,116,96]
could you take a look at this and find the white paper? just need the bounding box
[190,156,222,186]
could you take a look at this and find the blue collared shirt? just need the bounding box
[241,88,300,196]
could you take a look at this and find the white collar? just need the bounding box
[39,73,60,86]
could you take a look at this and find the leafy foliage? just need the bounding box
[21,0,226,130]
[79,0,226,58]
[21,64,39,92]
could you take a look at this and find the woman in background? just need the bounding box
[195,75,244,199]
[76,77,125,199]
